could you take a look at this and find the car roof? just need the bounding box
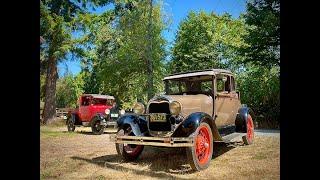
[82,94,115,99]
[163,69,233,80]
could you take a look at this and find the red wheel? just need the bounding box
[243,114,254,145]
[187,122,213,170]
[115,126,144,161]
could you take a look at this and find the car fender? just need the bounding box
[173,112,222,141]
[235,106,254,133]
[117,114,148,136]
[67,113,81,125]
[89,113,107,126]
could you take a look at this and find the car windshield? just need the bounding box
[92,98,108,105]
[165,76,213,95]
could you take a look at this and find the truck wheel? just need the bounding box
[115,126,144,161]
[66,117,75,132]
[242,114,254,145]
[186,122,213,171]
[91,119,105,135]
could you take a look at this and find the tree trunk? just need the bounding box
[43,56,58,124]
[146,0,154,100]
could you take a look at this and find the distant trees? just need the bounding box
[56,73,85,108]
[240,0,280,67]
[170,11,248,73]
[237,0,280,127]
[94,0,167,109]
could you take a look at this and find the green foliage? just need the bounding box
[235,0,280,127]
[170,11,248,73]
[95,0,168,109]
[56,73,85,108]
[236,65,280,127]
[240,0,280,67]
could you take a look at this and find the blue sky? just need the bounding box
[58,0,246,77]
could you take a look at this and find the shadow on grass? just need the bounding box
[71,141,239,178]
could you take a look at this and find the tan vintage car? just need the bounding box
[110,69,255,170]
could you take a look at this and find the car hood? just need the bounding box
[148,94,213,117]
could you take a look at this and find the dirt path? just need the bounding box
[40,126,280,179]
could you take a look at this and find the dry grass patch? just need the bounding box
[41,126,279,179]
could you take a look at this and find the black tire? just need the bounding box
[91,119,105,135]
[242,114,254,145]
[186,122,213,171]
[115,126,144,161]
[67,116,75,132]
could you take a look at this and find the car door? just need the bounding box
[228,76,241,123]
[214,75,234,127]
[79,96,90,121]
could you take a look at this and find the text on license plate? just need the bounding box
[111,114,118,118]
[149,113,166,122]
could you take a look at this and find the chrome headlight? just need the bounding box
[105,109,110,115]
[120,109,125,115]
[169,101,182,116]
[133,102,145,114]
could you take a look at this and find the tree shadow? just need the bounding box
[71,141,241,178]
[71,153,188,179]
[212,142,241,157]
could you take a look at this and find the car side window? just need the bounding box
[201,81,212,92]
[224,76,231,92]
[81,97,90,106]
[217,79,224,92]
[217,75,231,93]
[230,76,236,92]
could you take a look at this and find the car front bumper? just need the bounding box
[109,135,194,147]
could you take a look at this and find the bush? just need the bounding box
[237,65,280,128]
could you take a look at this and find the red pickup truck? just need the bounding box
[66,94,123,135]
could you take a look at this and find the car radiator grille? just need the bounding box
[148,102,171,131]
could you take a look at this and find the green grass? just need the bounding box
[40,126,76,138]
[40,158,82,179]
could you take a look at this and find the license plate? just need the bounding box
[149,113,167,122]
[111,114,118,118]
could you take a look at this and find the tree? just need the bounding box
[96,0,167,109]
[146,0,154,100]
[40,0,112,124]
[170,11,248,73]
[56,73,85,108]
[236,65,280,127]
[240,0,280,67]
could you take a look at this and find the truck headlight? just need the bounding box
[169,101,182,116]
[120,109,125,115]
[133,102,145,114]
[105,109,110,115]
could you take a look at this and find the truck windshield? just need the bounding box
[92,98,108,105]
[165,78,212,95]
